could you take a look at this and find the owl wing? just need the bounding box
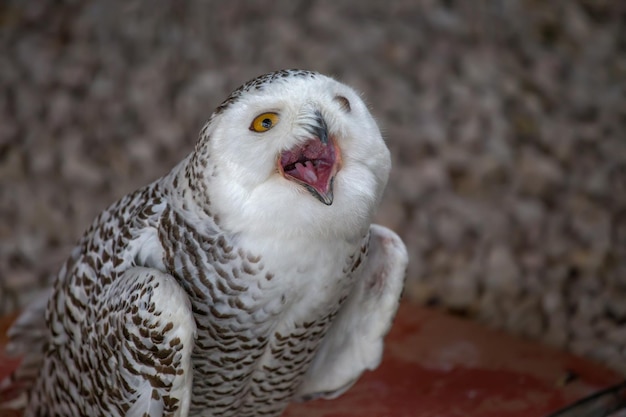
[108,267,197,417]
[1,289,51,410]
[295,224,408,401]
[2,267,196,417]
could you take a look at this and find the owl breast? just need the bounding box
[158,205,362,417]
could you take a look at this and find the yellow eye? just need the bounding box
[250,112,279,132]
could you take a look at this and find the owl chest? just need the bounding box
[169,230,358,322]
[187,275,349,417]
[184,241,355,357]
[174,237,358,415]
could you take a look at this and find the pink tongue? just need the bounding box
[295,161,318,184]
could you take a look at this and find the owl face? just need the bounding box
[199,70,391,239]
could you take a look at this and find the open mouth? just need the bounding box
[279,137,341,205]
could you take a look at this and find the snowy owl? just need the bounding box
[1,69,408,417]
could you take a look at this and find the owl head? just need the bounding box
[190,70,391,240]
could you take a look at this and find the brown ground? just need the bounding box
[0,1,625,372]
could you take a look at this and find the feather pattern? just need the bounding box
[1,70,407,417]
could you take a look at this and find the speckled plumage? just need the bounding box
[1,69,408,417]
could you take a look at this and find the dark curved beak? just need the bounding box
[304,110,329,145]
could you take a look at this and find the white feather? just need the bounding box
[295,225,408,400]
[127,382,164,417]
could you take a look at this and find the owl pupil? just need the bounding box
[262,119,272,129]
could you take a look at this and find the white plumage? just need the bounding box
[1,69,408,417]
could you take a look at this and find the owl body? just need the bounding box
[2,70,408,417]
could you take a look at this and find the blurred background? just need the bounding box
[0,0,625,374]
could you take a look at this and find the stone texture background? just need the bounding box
[1,1,625,373]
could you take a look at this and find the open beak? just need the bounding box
[278,112,341,205]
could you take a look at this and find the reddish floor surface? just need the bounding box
[285,303,622,417]
[1,303,622,416]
